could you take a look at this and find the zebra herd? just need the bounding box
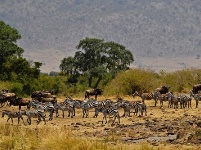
[133,90,200,109]
[1,89,201,126]
[1,97,147,125]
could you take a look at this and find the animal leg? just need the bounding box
[11,118,13,124]
[21,117,26,125]
[27,117,31,125]
[113,115,116,124]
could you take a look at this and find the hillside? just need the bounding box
[0,0,201,73]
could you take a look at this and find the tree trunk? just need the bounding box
[94,77,102,88]
[88,76,92,87]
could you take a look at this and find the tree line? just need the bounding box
[0,21,134,96]
[1,20,201,97]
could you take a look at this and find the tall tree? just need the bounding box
[60,37,134,88]
[0,21,41,81]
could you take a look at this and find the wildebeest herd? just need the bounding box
[0,85,201,125]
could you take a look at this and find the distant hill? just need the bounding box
[0,0,201,73]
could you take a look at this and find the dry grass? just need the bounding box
[0,96,201,150]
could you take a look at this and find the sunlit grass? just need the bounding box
[0,122,200,150]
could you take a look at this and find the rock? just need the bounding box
[196,121,201,127]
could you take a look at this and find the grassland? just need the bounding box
[0,96,201,150]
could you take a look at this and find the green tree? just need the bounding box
[0,21,41,84]
[60,56,75,75]
[60,37,134,88]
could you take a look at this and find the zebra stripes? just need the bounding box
[54,101,74,118]
[28,100,54,121]
[2,110,25,125]
[132,91,160,106]
[190,90,201,108]
[20,109,46,125]
[81,98,100,118]
[95,106,120,124]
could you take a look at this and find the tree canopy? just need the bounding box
[60,37,134,88]
[0,21,42,83]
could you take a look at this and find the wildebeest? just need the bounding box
[0,90,16,107]
[85,88,103,99]
[31,90,57,104]
[192,84,201,94]
[9,97,31,110]
[31,90,54,99]
[155,86,170,94]
[0,95,8,107]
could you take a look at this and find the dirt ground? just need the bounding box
[1,96,201,147]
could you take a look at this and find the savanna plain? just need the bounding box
[0,96,201,150]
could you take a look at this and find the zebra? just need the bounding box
[28,100,54,120]
[81,98,100,118]
[116,98,140,117]
[93,99,114,118]
[133,102,147,116]
[178,94,192,109]
[63,97,84,116]
[157,93,169,107]
[20,109,46,125]
[117,99,131,117]
[190,90,201,108]
[2,110,26,125]
[166,92,179,109]
[95,105,120,124]
[132,91,159,106]
[54,101,74,118]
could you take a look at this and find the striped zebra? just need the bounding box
[116,98,138,117]
[93,99,114,118]
[63,98,84,116]
[54,101,74,118]
[2,110,25,125]
[166,92,179,109]
[133,102,147,116]
[178,94,192,109]
[157,93,169,107]
[190,90,201,108]
[81,98,100,118]
[20,109,46,125]
[132,91,159,106]
[117,99,132,117]
[115,98,146,117]
[28,100,54,120]
[95,105,120,124]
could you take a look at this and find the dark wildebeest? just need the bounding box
[192,84,201,94]
[9,97,31,110]
[85,88,103,99]
[31,90,57,105]
[0,95,8,107]
[155,86,170,94]
[0,90,16,107]
[31,90,54,100]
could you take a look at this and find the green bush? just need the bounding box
[104,68,160,97]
